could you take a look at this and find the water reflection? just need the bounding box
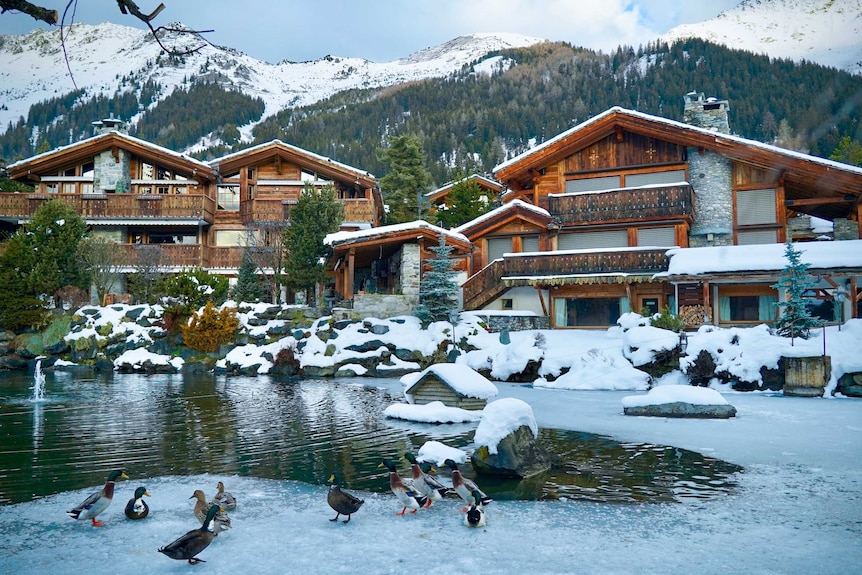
[0,371,741,506]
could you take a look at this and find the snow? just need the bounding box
[5,307,862,573]
[402,363,498,401]
[659,240,862,276]
[325,219,469,247]
[473,398,538,455]
[383,400,482,423]
[621,384,731,408]
[113,347,184,371]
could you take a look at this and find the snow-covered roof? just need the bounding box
[454,199,550,234]
[658,240,862,277]
[324,219,469,246]
[8,130,213,171]
[493,106,862,177]
[425,173,505,198]
[403,363,499,400]
[210,139,375,179]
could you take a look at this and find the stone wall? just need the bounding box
[834,218,860,241]
[350,293,419,319]
[400,243,421,298]
[93,148,131,193]
[688,148,734,247]
[464,312,550,332]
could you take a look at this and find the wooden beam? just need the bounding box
[785,196,856,207]
[535,286,547,316]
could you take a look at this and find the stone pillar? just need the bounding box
[399,243,421,302]
[93,148,131,193]
[688,149,733,247]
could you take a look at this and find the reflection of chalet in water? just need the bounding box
[458,93,862,328]
[403,363,498,410]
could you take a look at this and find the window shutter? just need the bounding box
[565,175,621,193]
[737,229,777,245]
[521,235,540,252]
[624,170,687,187]
[487,237,512,261]
[637,226,676,246]
[737,189,776,225]
[558,230,628,250]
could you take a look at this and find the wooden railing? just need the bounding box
[462,248,669,310]
[119,244,204,268]
[205,246,245,269]
[549,184,693,225]
[342,198,376,222]
[462,259,506,310]
[0,192,216,223]
[240,197,376,225]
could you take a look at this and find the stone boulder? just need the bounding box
[622,385,737,419]
[470,398,552,479]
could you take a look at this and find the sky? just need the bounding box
[0,0,742,63]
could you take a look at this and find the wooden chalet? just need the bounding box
[2,122,383,298]
[461,94,862,328]
[324,221,472,317]
[425,173,506,213]
[3,122,218,271]
[403,363,498,410]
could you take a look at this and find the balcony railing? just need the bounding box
[239,197,376,225]
[119,244,204,269]
[549,183,693,225]
[462,248,669,310]
[0,192,216,223]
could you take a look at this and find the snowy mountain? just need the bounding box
[662,0,862,75]
[0,22,543,136]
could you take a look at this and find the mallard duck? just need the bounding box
[379,458,428,515]
[404,452,448,507]
[124,486,150,520]
[191,489,231,534]
[327,472,364,523]
[443,459,493,511]
[67,469,128,526]
[159,504,221,565]
[212,481,237,511]
[464,489,487,528]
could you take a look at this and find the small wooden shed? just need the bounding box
[403,364,498,410]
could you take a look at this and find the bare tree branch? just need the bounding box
[0,0,57,25]
[114,0,213,56]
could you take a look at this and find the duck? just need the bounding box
[212,481,237,511]
[67,469,128,526]
[124,486,150,520]
[158,504,222,565]
[327,472,364,523]
[404,452,449,507]
[379,458,428,515]
[464,489,487,528]
[443,459,493,511]
[191,489,231,534]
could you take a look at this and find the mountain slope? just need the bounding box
[0,22,543,134]
[662,0,862,74]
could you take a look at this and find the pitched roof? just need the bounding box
[8,130,214,179]
[454,199,551,238]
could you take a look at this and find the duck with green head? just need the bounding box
[464,489,487,528]
[379,458,428,515]
[124,486,150,520]
[404,453,449,507]
[191,489,231,534]
[443,459,493,511]
[327,472,364,523]
[159,504,222,565]
[67,469,128,526]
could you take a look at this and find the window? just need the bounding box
[215,230,248,247]
[640,297,660,315]
[554,297,630,327]
[218,186,240,211]
[719,295,777,322]
[501,298,513,310]
[624,169,687,187]
[522,236,540,252]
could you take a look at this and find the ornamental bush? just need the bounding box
[180,302,240,353]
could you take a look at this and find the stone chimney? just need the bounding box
[683,91,730,134]
[91,113,126,135]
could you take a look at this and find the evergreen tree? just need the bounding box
[434,177,491,229]
[377,135,431,224]
[830,136,862,167]
[415,234,461,325]
[282,183,343,304]
[772,241,820,341]
[232,250,266,303]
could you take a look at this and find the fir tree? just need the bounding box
[434,177,491,229]
[232,250,265,303]
[377,135,431,224]
[282,183,343,304]
[415,234,461,325]
[772,241,820,341]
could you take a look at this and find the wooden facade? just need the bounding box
[3,132,383,279]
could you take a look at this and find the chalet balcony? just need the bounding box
[118,244,205,269]
[549,183,694,226]
[462,248,669,310]
[239,197,376,225]
[0,192,216,224]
